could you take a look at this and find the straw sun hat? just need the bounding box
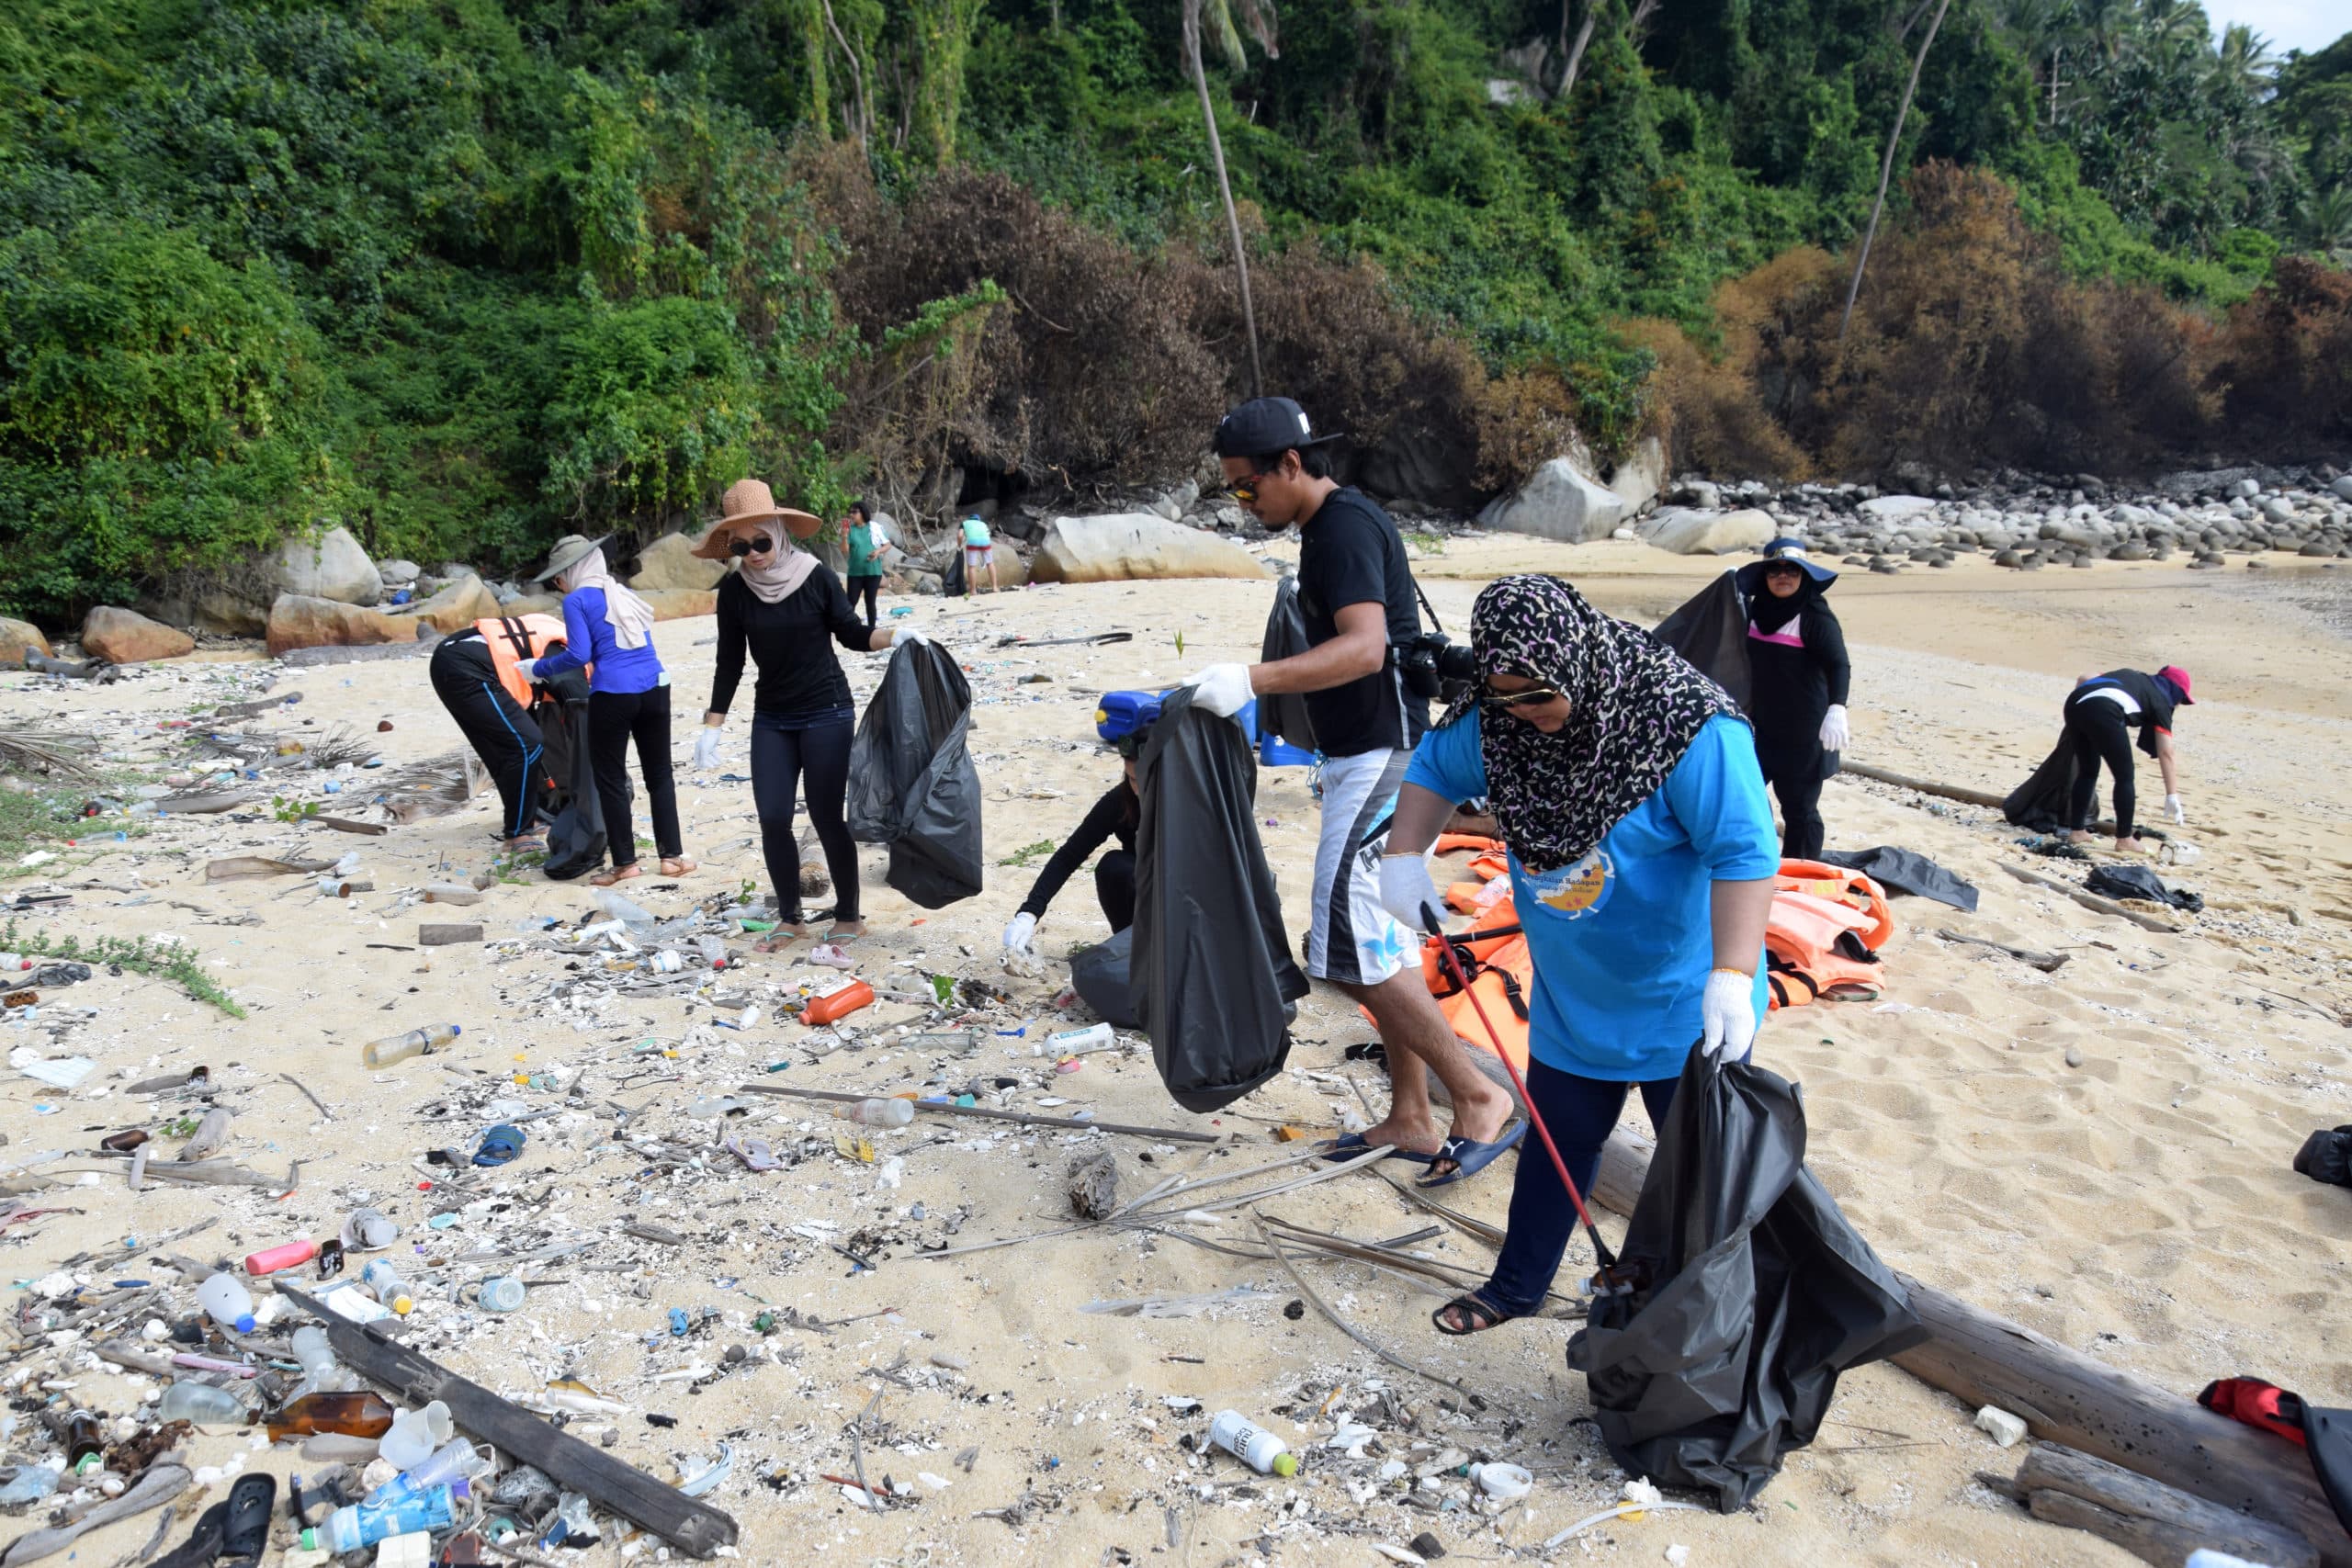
[691,479,822,561]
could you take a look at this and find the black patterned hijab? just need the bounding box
[1441,575,1740,874]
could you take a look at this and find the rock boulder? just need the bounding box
[639,589,719,621]
[1607,435,1668,515]
[81,606,194,663]
[266,594,412,658]
[1640,508,1779,556]
[628,532,729,592]
[0,616,53,666]
[1477,458,1626,543]
[273,526,381,605]
[1857,494,1937,525]
[1030,513,1272,585]
[387,574,501,637]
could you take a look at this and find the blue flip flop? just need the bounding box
[1317,1132,1436,1166]
[1416,1118,1529,1188]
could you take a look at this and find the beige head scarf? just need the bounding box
[736,538,819,604]
[558,547,658,650]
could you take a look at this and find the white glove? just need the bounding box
[891,626,929,648]
[1377,853,1444,933]
[1188,663,1255,719]
[2164,793,2186,825]
[1818,704,1849,752]
[514,658,541,682]
[1700,968,1758,1063]
[693,727,721,772]
[1002,911,1037,953]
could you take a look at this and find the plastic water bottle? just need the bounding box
[312,1480,469,1554]
[291,1325,356,1393]
[361,1258,414,1315]
[476,1276,525,1313]
[837,1097,914,1129]
[158,1381,245,1425]
[362,1023,460,1069]
[1048,1021,1114,1053]
[364,1438,487,1508]
[0,1463,62,1506]
[197,1272,256,1333]
[1207,1411,1298,1476]
[592,887,655,932]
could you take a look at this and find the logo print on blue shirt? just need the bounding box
[1524,848,1613,920]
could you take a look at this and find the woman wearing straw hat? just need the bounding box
[695,479,929,949]
[523,533,695,886]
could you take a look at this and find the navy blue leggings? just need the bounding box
[751,712,859,923]
[1482,1060,1680,1315]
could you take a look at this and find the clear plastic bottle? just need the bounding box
[837,1097,914,1129]
[361,1024,460,1070]
[291,1325,356,1393]
[360,1259,413,1315]
[158,1381,246,1425]
[592,888,655,931]
[1207,1411,1298,1477]
[197,1272,256,1334]
[475,1277,525,1313]
[312,1480,468,1553]
[364,1438,487,1507]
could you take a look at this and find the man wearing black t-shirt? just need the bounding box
[1188,398,1515,1183]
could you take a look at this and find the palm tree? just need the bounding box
[2209,21,2278,100]
[1182,0,1278,398]
[2302,186,2352,265]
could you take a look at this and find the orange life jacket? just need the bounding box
[475,615,571,708]
[1762,859,1893,1008]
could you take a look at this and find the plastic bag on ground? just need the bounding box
[2085,862,2202,911]
[846,641,984,908]
[1133,691,1308,1112]
[1566,1046,1928,1511]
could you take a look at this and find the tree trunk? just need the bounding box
[1838,0,1951,342]
[1559,6,1600,98]
[819,0,869,152]
[1183,0,1263,397]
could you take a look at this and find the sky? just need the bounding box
[2208,0,2344,58]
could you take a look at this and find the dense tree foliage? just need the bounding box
[0,0,2344,620]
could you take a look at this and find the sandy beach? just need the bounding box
[4,538,2348,1567]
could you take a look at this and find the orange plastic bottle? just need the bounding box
[265,1391,396,1442]
[803,976,874,1026]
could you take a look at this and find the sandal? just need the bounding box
[589,863,641,887]
[660,856,698,877]
[1431,1292,1519,1336]
[823,919,867,941]
[1418,1118,1530,1189]
[755,924,811,953]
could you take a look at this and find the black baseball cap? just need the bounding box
[1213,396,1342,460]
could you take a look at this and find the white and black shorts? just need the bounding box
[1306,748,1416,987]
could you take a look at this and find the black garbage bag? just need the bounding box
[2003,736,2077,831]
[2085,863,2202,911]
[1070,929,1142,1030]
[538,672,606,881]
[1818,847,1979,912]
[2293,1125,2352,1189]
[846,640,984,908]
[1653,570,1752,713]
[1256,577,1318,752]
[1566,1047,1928,1511]
[1133,690,1309,1112]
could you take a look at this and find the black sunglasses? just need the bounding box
[729,536,775,558]
[1482,685,1563,709]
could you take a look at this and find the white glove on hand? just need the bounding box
[891,626,929,648]
[514,658,541,682]
[2164,793,2186,825]
[693,727,721,772]
[1188,663,1255,719]
[1700,968,1758,1063]
[1818,703,1849,753]
[1377,853,1444,933]
[1002,911,1038,953]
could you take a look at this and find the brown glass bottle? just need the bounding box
[264,1391,395,1441]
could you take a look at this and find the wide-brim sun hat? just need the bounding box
[1738,536,1837,592]
[691,478,822,560]
[530,532,613,584]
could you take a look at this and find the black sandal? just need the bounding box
[1431,1292,1518,1336]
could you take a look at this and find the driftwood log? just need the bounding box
[1982,1442,2320,1568]
[1841,760,2009,809]
[1592,1130,2346,1564]
[1999,861,2184,934]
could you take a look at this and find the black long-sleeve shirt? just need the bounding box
[1746,600,1849,756]
[1020,782,1137,918]
[707,568,874,718]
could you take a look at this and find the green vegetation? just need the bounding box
[0,0,2344,623]
[997,839,1059,867]
[0,919,246,1017]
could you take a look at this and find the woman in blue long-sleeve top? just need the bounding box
[524,534,695,886]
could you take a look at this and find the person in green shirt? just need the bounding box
[960,513,999,595]
[843,499,885,631]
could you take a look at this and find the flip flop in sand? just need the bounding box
[1417,1117,1529,1189]
[589,863,642,887]
[660,856,697,877]
[823,919,867,942]
[1430,1290,1519,1336]
[1316,1132,1435,1167]
[754,924,810,954]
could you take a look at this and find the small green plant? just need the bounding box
[0,919,245,1017]
[271,796,320,823]
[1173,629,1184,658]
[997,839,1057,868]
[1403,529,1447,556]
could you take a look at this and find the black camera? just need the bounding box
[1394,631,1475,701]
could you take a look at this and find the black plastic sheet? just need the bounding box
[1133,691,1308,1112]
[1652,571,1753,713]
[846,641,985,908]
[1566,1047,1928,1511]
[1069,928,1142,1031]
[1818,847,1980,912]
[2085,862,2202,911]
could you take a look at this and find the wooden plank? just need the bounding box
[318,816,388,836]
[273,1285,739,1557]
[737,1081,1223,1143]
[1841,761,2009,809]
[1589,1129,2347,1564]
[1999,862,2183,934]
[418,923,484,946]
[2012,1442,2318,1568]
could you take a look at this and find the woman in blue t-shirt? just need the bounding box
[1377,574,1780,1335]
